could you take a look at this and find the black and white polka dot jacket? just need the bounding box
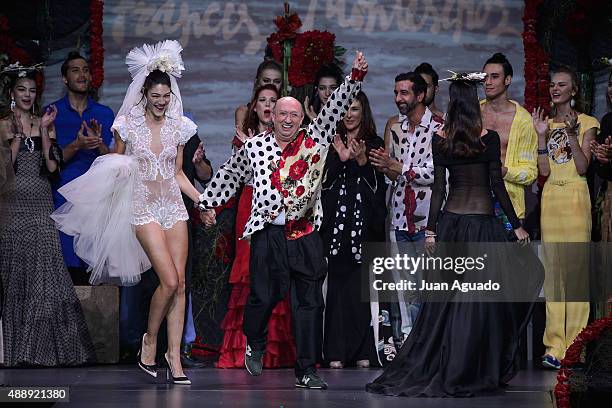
[202,74,363,240]
[389,107,443,233]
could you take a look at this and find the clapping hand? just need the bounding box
[333,134,351,162]
[531,107,549,139]
[303,95,317,121]
[591,136,612,164]
[563,110,579,137]
[349,138,367,165]
[76,121,102,150]
[41,105,58,129]
[369,147,393,170]
[235,126,254,143]
[193,141,206,164]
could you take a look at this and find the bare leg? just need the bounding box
[162,221,188,377]
[135,223,179,366]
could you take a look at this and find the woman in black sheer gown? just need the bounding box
[366,77,543,397]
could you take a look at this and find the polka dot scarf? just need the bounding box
[329,176,364,262]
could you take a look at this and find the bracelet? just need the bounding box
[196,193,207,211]
[424,232,437,237]
[537,148,548,155]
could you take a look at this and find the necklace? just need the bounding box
[23,115,35,153]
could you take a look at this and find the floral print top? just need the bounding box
[202,73,363,240]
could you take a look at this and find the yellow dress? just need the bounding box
[541,113,599,361]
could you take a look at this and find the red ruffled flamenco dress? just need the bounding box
[217,138,296,368]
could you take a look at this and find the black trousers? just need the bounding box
[244,225,326,377]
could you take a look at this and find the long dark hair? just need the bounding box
[311,63,344,114]
[1,71,43,119]
[251,59,283,98]
[139,69,173,108]
[336,91,377,142]
[243,84,279,135]
[439,80,484,157]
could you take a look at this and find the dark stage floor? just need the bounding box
[0,365,557,407]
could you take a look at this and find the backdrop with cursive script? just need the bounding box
[42,0,527,168]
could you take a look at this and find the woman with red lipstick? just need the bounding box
[219,84,298,369]
[234,60,283,135]
[0,66,95,366]
[320,92,386,369]
[533,66,599,370]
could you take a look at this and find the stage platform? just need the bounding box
[0,365,557,407]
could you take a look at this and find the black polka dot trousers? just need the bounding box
[243,225,327,377]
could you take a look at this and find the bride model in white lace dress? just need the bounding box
[53,41,203,384]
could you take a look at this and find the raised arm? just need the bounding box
[308,52,368,148]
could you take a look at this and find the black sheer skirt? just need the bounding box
[366,212,543,397]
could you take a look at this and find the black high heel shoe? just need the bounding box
[137,333,157,378]
[164,353,191,385]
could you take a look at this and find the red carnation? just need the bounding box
[288,30,335,87]
[304,137,315,148]
[311,154,320,164]
[289,159,309,180]
[274,13,302,41]
[266,32,283,62]
[295,185,305,197]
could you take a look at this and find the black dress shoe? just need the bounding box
[181,353,205,368]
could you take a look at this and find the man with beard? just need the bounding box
[369,72,442,350]
[480,53,537,225]
[48,52,114,283]
[415,62,444,121]
[200,52,368,389]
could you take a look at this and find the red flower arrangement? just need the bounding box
[266,5,344,91]
[522,0,550,113]
[288,30,335,87]
[554,307,612,408]
[89,0,105,89]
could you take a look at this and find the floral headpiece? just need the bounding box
[440,70,487,83]
[115,40,186,119]
[0,61,44,77]
[126,40,185,80]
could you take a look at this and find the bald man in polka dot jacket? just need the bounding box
[200,53,369,389]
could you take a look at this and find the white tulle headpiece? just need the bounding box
[116,40,185,119]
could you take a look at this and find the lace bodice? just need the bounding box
[112,105,197,229]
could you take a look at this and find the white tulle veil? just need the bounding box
[116,39,186,120]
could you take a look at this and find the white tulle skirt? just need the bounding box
[51,154,151,286]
